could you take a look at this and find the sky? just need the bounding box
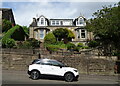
[2,1,119,26]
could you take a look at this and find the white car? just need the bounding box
[28,59,79,82]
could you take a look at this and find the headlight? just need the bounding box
[74,70,78,72]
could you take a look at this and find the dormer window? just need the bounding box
[52,20,55,25]
[56,21,59,25]
[41,18,44,25]
[79,18,84,24]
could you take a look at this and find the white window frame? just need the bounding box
[79,18,84,24]
[52,20,55,25]
[80,29,86,39]
[40,18,44,25]
[40,29,44,39]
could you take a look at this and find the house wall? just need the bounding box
[29,26,93,43]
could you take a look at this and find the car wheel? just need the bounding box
[30,70,40,80]
[64,73,74,82]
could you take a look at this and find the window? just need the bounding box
[48,60,65,67]
[41,18,44,25]
[77,30,80,38]
[51,20,60,25]
[81,29,86,38]
[56,21,59,25]
[79,18,84,24]
[52,20,55,25]
[40,29,44,39]
[35,31,39,39]
[61,21,63,25]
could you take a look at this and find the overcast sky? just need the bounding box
[2,1,119,26]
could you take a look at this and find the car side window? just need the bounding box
[49,61,60,66]
[41,62,52,66]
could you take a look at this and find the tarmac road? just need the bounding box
[1,70,120,86]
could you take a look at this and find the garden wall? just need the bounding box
[1,48,116,75]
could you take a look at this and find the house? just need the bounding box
[0,8,16,39]
[0,8,15,26]
[29,15,93,44]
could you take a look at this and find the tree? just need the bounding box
[67,29,75,41]
[53,28,75,43]
[53,28,68,41]
[44,32,56,44]
[86,2,120,59]
[2,19,12,33]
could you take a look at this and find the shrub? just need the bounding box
[66,42,77,51]
[2,38,15,48]
[88,40,99,48]
[77,43,84,47]
[17,38,40,49]
[46,44,59,53]
[27,38,40,48]
[44,33,56,44]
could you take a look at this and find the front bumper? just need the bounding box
[27,70,31,75]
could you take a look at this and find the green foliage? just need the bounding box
[46,44,59,53]
[22,26,29,35]
[66,42,79,52]
[2,19,12,33]
[2,25,28,41]
[17,41,32,49]
[88,40,99,48]
[67,29,75,41]
[2,38,15,48]
[44,33,56,44]
[85,2,120,58]
[53,28,75,43]
[66,42,76,50]
[27,38,40,48]
[17,38,40,49]
[45,41,67,53]
[2,25,21,39]
[77,43,84,47]
[53,28,68,41]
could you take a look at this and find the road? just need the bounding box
[1,70,120,86]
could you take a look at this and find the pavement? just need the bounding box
[1,70,120,86]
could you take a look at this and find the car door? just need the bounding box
[39,61,53,75]
[49,61,65,76]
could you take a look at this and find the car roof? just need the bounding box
[34,58,57,62]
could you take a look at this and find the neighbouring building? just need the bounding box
[0,8,15,26]
[29,15,93,44]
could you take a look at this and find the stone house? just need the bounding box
[0,8,15,26]
[29,15,93,44]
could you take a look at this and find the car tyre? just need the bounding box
[64,73,74,82]
[30,70,40,80]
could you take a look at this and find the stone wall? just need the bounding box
[2,49,116,75]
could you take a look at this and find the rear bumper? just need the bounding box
[74,75,79,80]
